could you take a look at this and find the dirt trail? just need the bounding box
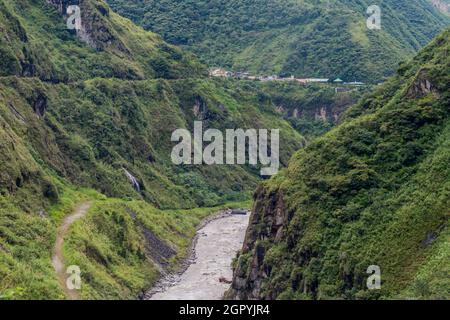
[52,202,91,300]
[148,213,250,300]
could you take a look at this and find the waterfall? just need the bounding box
[122,168,141,192]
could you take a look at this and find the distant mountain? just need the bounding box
[108,0,450,83]
[226,27,450,300]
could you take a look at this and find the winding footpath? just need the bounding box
[149,213,250,300]
[52,202,91,300]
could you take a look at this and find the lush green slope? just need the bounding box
[0,76,308,209]
[0,183,249,299]
[0,0,206,80]
[227,28,450,300]
[108,0,449,83]
[0,0,375,300]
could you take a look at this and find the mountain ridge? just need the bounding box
[108,0,450,83]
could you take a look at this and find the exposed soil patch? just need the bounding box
[125,206,177,269]
[141,226,177,267]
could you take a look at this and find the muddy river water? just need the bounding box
[149,213,250,300]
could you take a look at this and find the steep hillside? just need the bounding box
[0,2,356,211]
[0,0,205,80]
[108,0,449,83]
[0,0,361,211]
[0,76,307,210]
[226,28,450,300]
[0,0,392,300]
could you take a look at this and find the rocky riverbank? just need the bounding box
[146,211,250,300]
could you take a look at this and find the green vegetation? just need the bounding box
[0,76,307,209]
[108,0,449,83]
[0,197,59,299]
[228,28,450,300]
[428,0,450,15]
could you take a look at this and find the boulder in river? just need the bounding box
[231,209,248,215]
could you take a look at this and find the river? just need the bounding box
[148,213,250,300]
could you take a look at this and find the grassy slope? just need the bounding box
[229,28,450,300]
[107,0,450,83]
[251,81,366,139]
[0,0,309,209]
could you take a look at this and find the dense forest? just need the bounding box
[108,0,450,82]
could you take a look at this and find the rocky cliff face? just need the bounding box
[226,186,289,300]
[48,0,127,51]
